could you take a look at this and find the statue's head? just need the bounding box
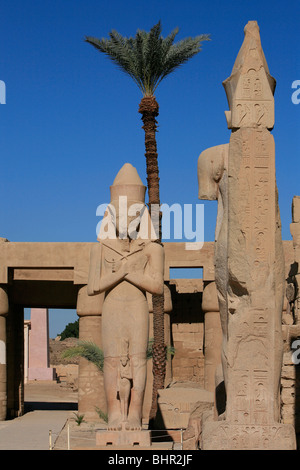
[110,163,146,239]
[97,163,156,241]
[197,144,228,201]
[110,163,146,204]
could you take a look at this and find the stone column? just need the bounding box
[202,282,222,393]
[6,304,24,418]
[0,286,9,420]
[200,21,296,450]
[24,321,30,384]
[28,309,55,381]
[77,285,105,420]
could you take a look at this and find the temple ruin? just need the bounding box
[0,21,299,450]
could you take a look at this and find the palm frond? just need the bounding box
[156,34,210,88]
[85,22,210,96]
[95,407,108,423]
[62,340,104,371]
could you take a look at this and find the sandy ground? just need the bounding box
[0,382,78,450]
[24,381,107,450]
[0,381,177,450]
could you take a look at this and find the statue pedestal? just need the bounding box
[96,427,151,447]
[200,411,296,450]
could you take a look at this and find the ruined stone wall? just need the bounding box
[281,349,300,438]
[280,197,300,444]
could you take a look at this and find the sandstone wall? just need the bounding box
[281,324,300,446]
[168,282,204,385]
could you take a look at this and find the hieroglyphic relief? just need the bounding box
[230,64,274,129]
[229,128,274,289]
[233,101,272,128]
[200,21,296,449]
[241,72,263,100]
[238,129,275,278]
[227,331,271,426]
[203,423,296,450]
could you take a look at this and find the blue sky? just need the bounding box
[0,0,299,337]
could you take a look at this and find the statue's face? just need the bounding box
[120,356,129,366]
[111,200,145,239]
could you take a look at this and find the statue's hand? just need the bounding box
[119,261,130,278]
[126,254,147,273]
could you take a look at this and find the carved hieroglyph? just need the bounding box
[88,163,164,437]
[200,21,296,450]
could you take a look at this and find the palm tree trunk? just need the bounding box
[139,95,166,422]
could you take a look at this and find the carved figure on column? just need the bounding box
[88,163,164,432]
[199,21,296,450]
[198,143,229,403]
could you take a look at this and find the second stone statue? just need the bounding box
[88,163,164,440]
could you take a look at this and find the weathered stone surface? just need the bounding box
[88,163,164,432]
[201,415,296,450]
[281,202,300,438]
[77,314,104,420]
[182,399,214,450]
[96,428,151,447]
[202,282,222,392]
[157,385,213,430]
[288,196,300,324]
[199,21,296,450]
[53,363,79,390]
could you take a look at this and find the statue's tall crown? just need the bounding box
[110,163,146,203]
[222,20,275,130]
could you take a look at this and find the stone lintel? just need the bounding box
[13,268,74,281]
[164,242,215,281]
[0,242,93,285]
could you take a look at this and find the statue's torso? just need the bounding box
[101,238,150,302]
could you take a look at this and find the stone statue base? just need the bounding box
[200,412,296,450]
[96,427,151,447]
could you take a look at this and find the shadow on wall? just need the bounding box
[24,401,78,412]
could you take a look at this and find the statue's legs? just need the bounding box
[119,377,131,422]
[102,295,149,431]
[125,353,147,430]
[126,297,148,430]
[103,356,122,430]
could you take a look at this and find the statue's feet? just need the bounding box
[125,415,142,431]
[107,413,122,431]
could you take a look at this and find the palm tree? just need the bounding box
[85,21,210,422]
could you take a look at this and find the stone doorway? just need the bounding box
[23,308,79,416]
